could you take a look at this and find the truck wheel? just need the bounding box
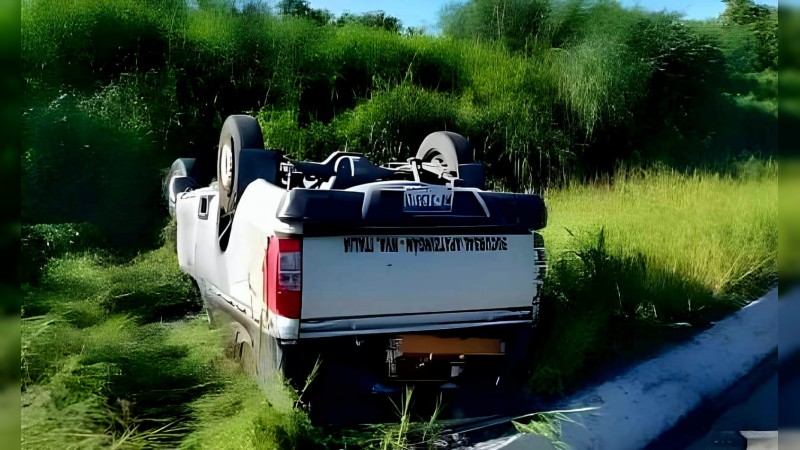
[236,341,258,376]
[257,331,286,384]
[231,326,258,376]
[217,115,264,215]
[416,131,474,178]
[217,115,264,251]
[165,158,196,217]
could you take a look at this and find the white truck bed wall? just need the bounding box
[301,234,536,319]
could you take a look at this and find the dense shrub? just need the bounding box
[22,92,165,247]
[21,223,104,283]
[440,0,552,52]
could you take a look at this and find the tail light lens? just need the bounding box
[265,237,302,319]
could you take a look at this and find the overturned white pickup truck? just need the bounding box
[165,115,547,390]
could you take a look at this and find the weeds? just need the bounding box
[354,387,443,450]
[293,356,322,410]
[513,412,573,450]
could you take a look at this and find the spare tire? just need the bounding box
[415,131,474,178]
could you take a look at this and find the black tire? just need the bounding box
[229,324,259,376]
[256,331,285,384]
[415,131,474,177]
[217,115,265,215]
[217,115,264,251]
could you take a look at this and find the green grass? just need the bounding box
[358,387,443,450]
[529,160,777,394]
[545,160,777,302]
[19,238,325,450]
[512,411,577,450]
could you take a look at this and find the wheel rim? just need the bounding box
[219,140,233,194]
[424,150,452,173]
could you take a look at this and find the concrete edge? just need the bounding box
[493,287,779,450]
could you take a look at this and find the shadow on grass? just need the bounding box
[528,228,770,397]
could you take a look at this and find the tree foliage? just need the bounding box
[720,0,777,70]
[335,11,403,33]
[275,0,333,25]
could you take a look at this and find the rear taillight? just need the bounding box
[265,237,302,319]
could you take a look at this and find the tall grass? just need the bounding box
[529,160,777,394]
[545,160,777,302]
[333,387,444,450]
[19,235,324,449]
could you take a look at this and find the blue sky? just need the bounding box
[306,0,779,31]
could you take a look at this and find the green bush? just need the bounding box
[22,92,166,248]
[22,0,185,90]
[440,0,551,52]
[333,82,462,162]
[21,223,104,283]
[257,109,339,161]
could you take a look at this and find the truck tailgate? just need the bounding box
[301,234,536,320]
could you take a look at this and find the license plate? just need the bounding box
[403,187,453,213]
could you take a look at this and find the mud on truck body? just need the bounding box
[165,115,547,400]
